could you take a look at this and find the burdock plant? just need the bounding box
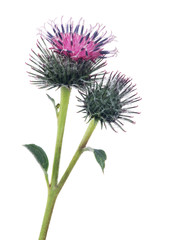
[25,17,141,240]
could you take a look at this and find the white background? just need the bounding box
[0,0,176,239]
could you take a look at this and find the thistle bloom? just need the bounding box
[77,72,141,131]
[41,18,117,62]
[27,39,106,89]
[27,18,117,89]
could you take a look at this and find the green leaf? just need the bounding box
[84,147,107,172]
[24,144,49,172]
[46,94,55,106]
[93,149,107,172]
[46,94,59,116]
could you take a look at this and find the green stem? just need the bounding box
[51,86,71,187]
[39,86,71,240]
[39,118,98,240]
[38,189,57,240]
[56,118,98,195]
[44,172,50,189]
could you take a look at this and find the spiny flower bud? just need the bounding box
[77,72,141,131]
[27,38,106,89]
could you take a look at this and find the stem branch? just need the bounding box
[56,118,98,195]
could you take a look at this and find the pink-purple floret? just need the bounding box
[40,18,117,61]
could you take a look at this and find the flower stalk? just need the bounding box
[39,102,98,239]
[39,85,71,240]
[51,86,71,187]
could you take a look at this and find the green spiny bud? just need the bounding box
[77,72,141,131]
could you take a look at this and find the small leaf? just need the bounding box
[46,94,59,116]
[93,149,107,172]
[84,147,107,172]
[46,94,55,105]
[24,144,49,172]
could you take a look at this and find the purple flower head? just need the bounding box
[40,17,117,62]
